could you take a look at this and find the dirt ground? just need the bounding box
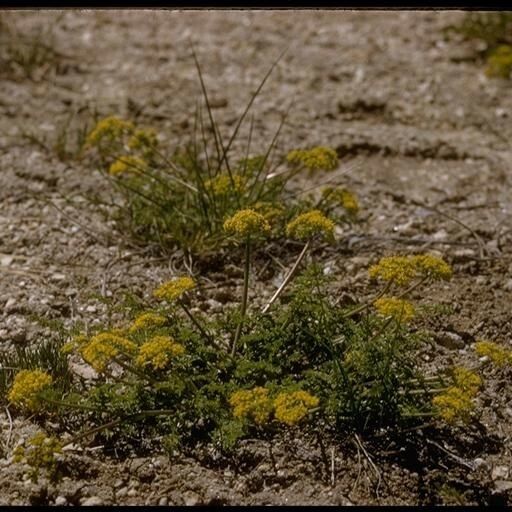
[0,9,511,505]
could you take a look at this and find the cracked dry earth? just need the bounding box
[0,9,512,506]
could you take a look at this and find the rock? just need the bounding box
[183,491,201,506]
[474,458,488,469]
[4,297,19,314]
[55,496,67,506]
[158,497,168,506]
[503,279,512,292]
[116,487,128,498]
[127,489,138,497]
[492,465,509,480]
[11,329,27,344]
[81,496,103,506]
[436,332,465,350]
[209,97,228,109]
[494,480,512,492]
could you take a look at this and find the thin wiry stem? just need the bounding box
[262,240,311,314]
[231,240,251,356]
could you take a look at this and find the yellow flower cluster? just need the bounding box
[128,128,159,151]
[432,366,481,424]
[369,254,452,286]
[273,390,319,426]
[475,340,512,366]
[205,174,245,196]
[229,387,319,426]
[486,45,512,79]
[108,155,147,176]
[287,147,339,171]
[322,187,359,215]
[286,210,335,242]
[13,432,63,483]
[452,367,482,395]
[432,386,475,424]
[81,332,137,372]
[86,116,135,147]
[374,296,415,323]
[61,334,88,355]
[8,370,53,411]
[223,209,271,238]
[229,386,274,425]
[129,312,167,334]
[153,277,196,302]
[135,336,185,370]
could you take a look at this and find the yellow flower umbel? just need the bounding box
[453,367,482,395]
[486,45,512,79]
[135,336,185,370]
[8,370,53,411]
[374,296,415,323]
[108,155,147,176]
[286,210,335,242]
[287,147,338,171]
[153,277,196,303]
[322,187,359,215]
[229,387,274,425]
[274,390,319,426]
[369,254,452,286]
[205,174,245,196]
[223,209,271,239]
[13,432,63,484]
[432,386,475,424]
[86,116,135,147]
[475,340,512,366]
[128,128,159,152]
[80,332,137,372]
[129,312,167,334]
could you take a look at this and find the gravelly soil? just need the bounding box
[0,9,511,506]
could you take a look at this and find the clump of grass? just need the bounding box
[82,52,358,255]
[0,13,70,82]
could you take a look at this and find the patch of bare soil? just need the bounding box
[0,10,511,505]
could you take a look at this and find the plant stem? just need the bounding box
[178,299,214,347]
[69,408,175,444]
[262,240,310,314]
[231,239,251,356]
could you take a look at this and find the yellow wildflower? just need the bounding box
[229,387,274,425]
[475,340,512,366]
[108,155,147,176]
[205,174,245,196]
[374,296,415,323]
[486,45,512,79]
[8,370,53,411]
[432,386,474,424]
[274,390,319,426]
[322,187,359,215]
[13,432,62,483]
[413,254,453,281]
[452,367,482,396]
[136,336,185,370]
[153,277,196,302]
[86,116,135,147]
[128,128,159,151]
[286,210,335,242]
[369,254,452,286]
[80,332,137,372]
[129,312,167,334]
[287,147,338,171]
[223,209,271,238]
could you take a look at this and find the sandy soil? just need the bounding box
[0,9,511,505]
